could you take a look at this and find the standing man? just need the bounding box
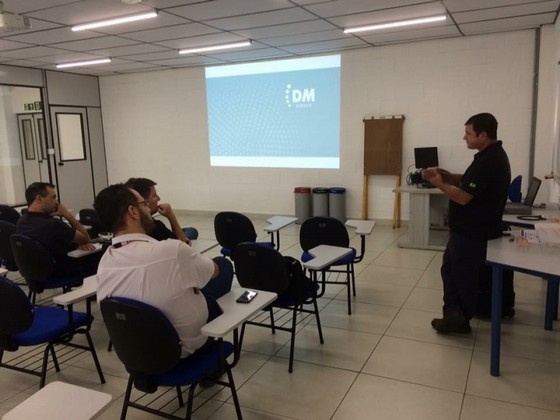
[17,182,98,277]
[94,184,232,358]
[422,113,511,333]
[124,177,198,244]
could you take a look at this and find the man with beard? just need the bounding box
[124,177,198,244]
[17,182,98,277]
[94,184,233,358]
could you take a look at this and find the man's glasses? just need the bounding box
[137,200,150,208]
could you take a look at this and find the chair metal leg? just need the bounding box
[288,306,297,373]
[269,307,276,334]
[351,263,356,297]
[176,386,184,407]
[346,264,352,315]
[84,330,106,384]
[225,366,243,419]
[121,376,134,420]
[313,298,324,344]
[185,382,197,419]
[49,344,61,372]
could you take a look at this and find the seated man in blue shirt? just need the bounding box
[17,182,99,277]
[124,177,198,244]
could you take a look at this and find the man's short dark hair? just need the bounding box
[124,177,156,199]
[25,182,55,206]
[465,113,498,140]
[94,184,137,233]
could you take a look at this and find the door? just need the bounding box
[50,106,95,210]
[17,113,49,185]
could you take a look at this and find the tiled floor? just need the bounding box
[1,213,560,419]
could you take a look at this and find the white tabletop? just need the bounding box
[303,244,353,270]
[345,219,376,235]
[53,275,98,306]
[190,238,219,254]
[394,185,445,195]
[67,243,103,258]
[264,216,298,232]
[3,381,111,420]
[201,288,277,338]
[486,236,560,276]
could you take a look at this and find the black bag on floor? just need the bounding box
[476,263,515,318]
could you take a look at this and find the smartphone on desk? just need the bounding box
[236,290,258,303]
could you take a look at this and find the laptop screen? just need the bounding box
[523,177,541,206]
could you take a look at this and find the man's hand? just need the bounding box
[421,167,440,181]
[77,243,97,251]
[157,203,174,218]
[52,202,72,219]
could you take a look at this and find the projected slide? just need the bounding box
[205,55,341,168]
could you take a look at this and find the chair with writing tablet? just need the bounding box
[234,242,323,373]
[299,216,357,315]
[0,205,20,225]
[214,211,274,259]
[100,297,242,420]
[0,276,105,388]
[10,234,84,304]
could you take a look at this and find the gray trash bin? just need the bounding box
[328,187,346,222]
[294,187,311,224]
[312,187,329,217]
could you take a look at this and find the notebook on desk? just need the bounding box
[503,177,541,215]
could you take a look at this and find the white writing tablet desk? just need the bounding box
[3,381,111,420]
[264,216,298,249]
[302,244,353,271]
[190,238,219,254]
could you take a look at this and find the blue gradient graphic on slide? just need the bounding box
[205,55,340,168]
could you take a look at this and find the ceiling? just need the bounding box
[0,0,558,76]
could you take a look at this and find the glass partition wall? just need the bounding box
[0,85,48,206]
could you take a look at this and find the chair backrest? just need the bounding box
[0,205,20,225]
[10,234,55,285]
[299,216,350,252]
[0,221,17,270]
[78,208,107,238]
[214,212,257,250]
[508,175,522,203]
[100,297,182,376]
[234,242,291,295]
[0,277,33,344]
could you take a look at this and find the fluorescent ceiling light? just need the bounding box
[71,11,157,31]
[343,15,447,34]
[56,58,112,69]
[179,40,252,55]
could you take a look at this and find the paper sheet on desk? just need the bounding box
[534,222,560,246]
[68,243,102,257]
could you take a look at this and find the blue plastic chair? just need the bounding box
[234,242,323,373]
[100,297,242,420]
[0,205,20,225]
[0,277,105,388]
[508,175,522,203]
[214,211,274,259]
[10,234,85,304]
[299,216,357,315]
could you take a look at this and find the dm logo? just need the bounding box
[285,84,315,108]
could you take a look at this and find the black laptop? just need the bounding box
[503,176,541,215]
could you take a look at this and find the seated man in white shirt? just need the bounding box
[94,183,233,358]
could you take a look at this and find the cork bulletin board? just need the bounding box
[362,116,404,225]
[363,116,404,175]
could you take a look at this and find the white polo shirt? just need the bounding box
[97,233,215,357]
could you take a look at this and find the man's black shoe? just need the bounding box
[198,367,225,388]
[431,315,471,334]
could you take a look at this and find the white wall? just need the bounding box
[100,30,536,220]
